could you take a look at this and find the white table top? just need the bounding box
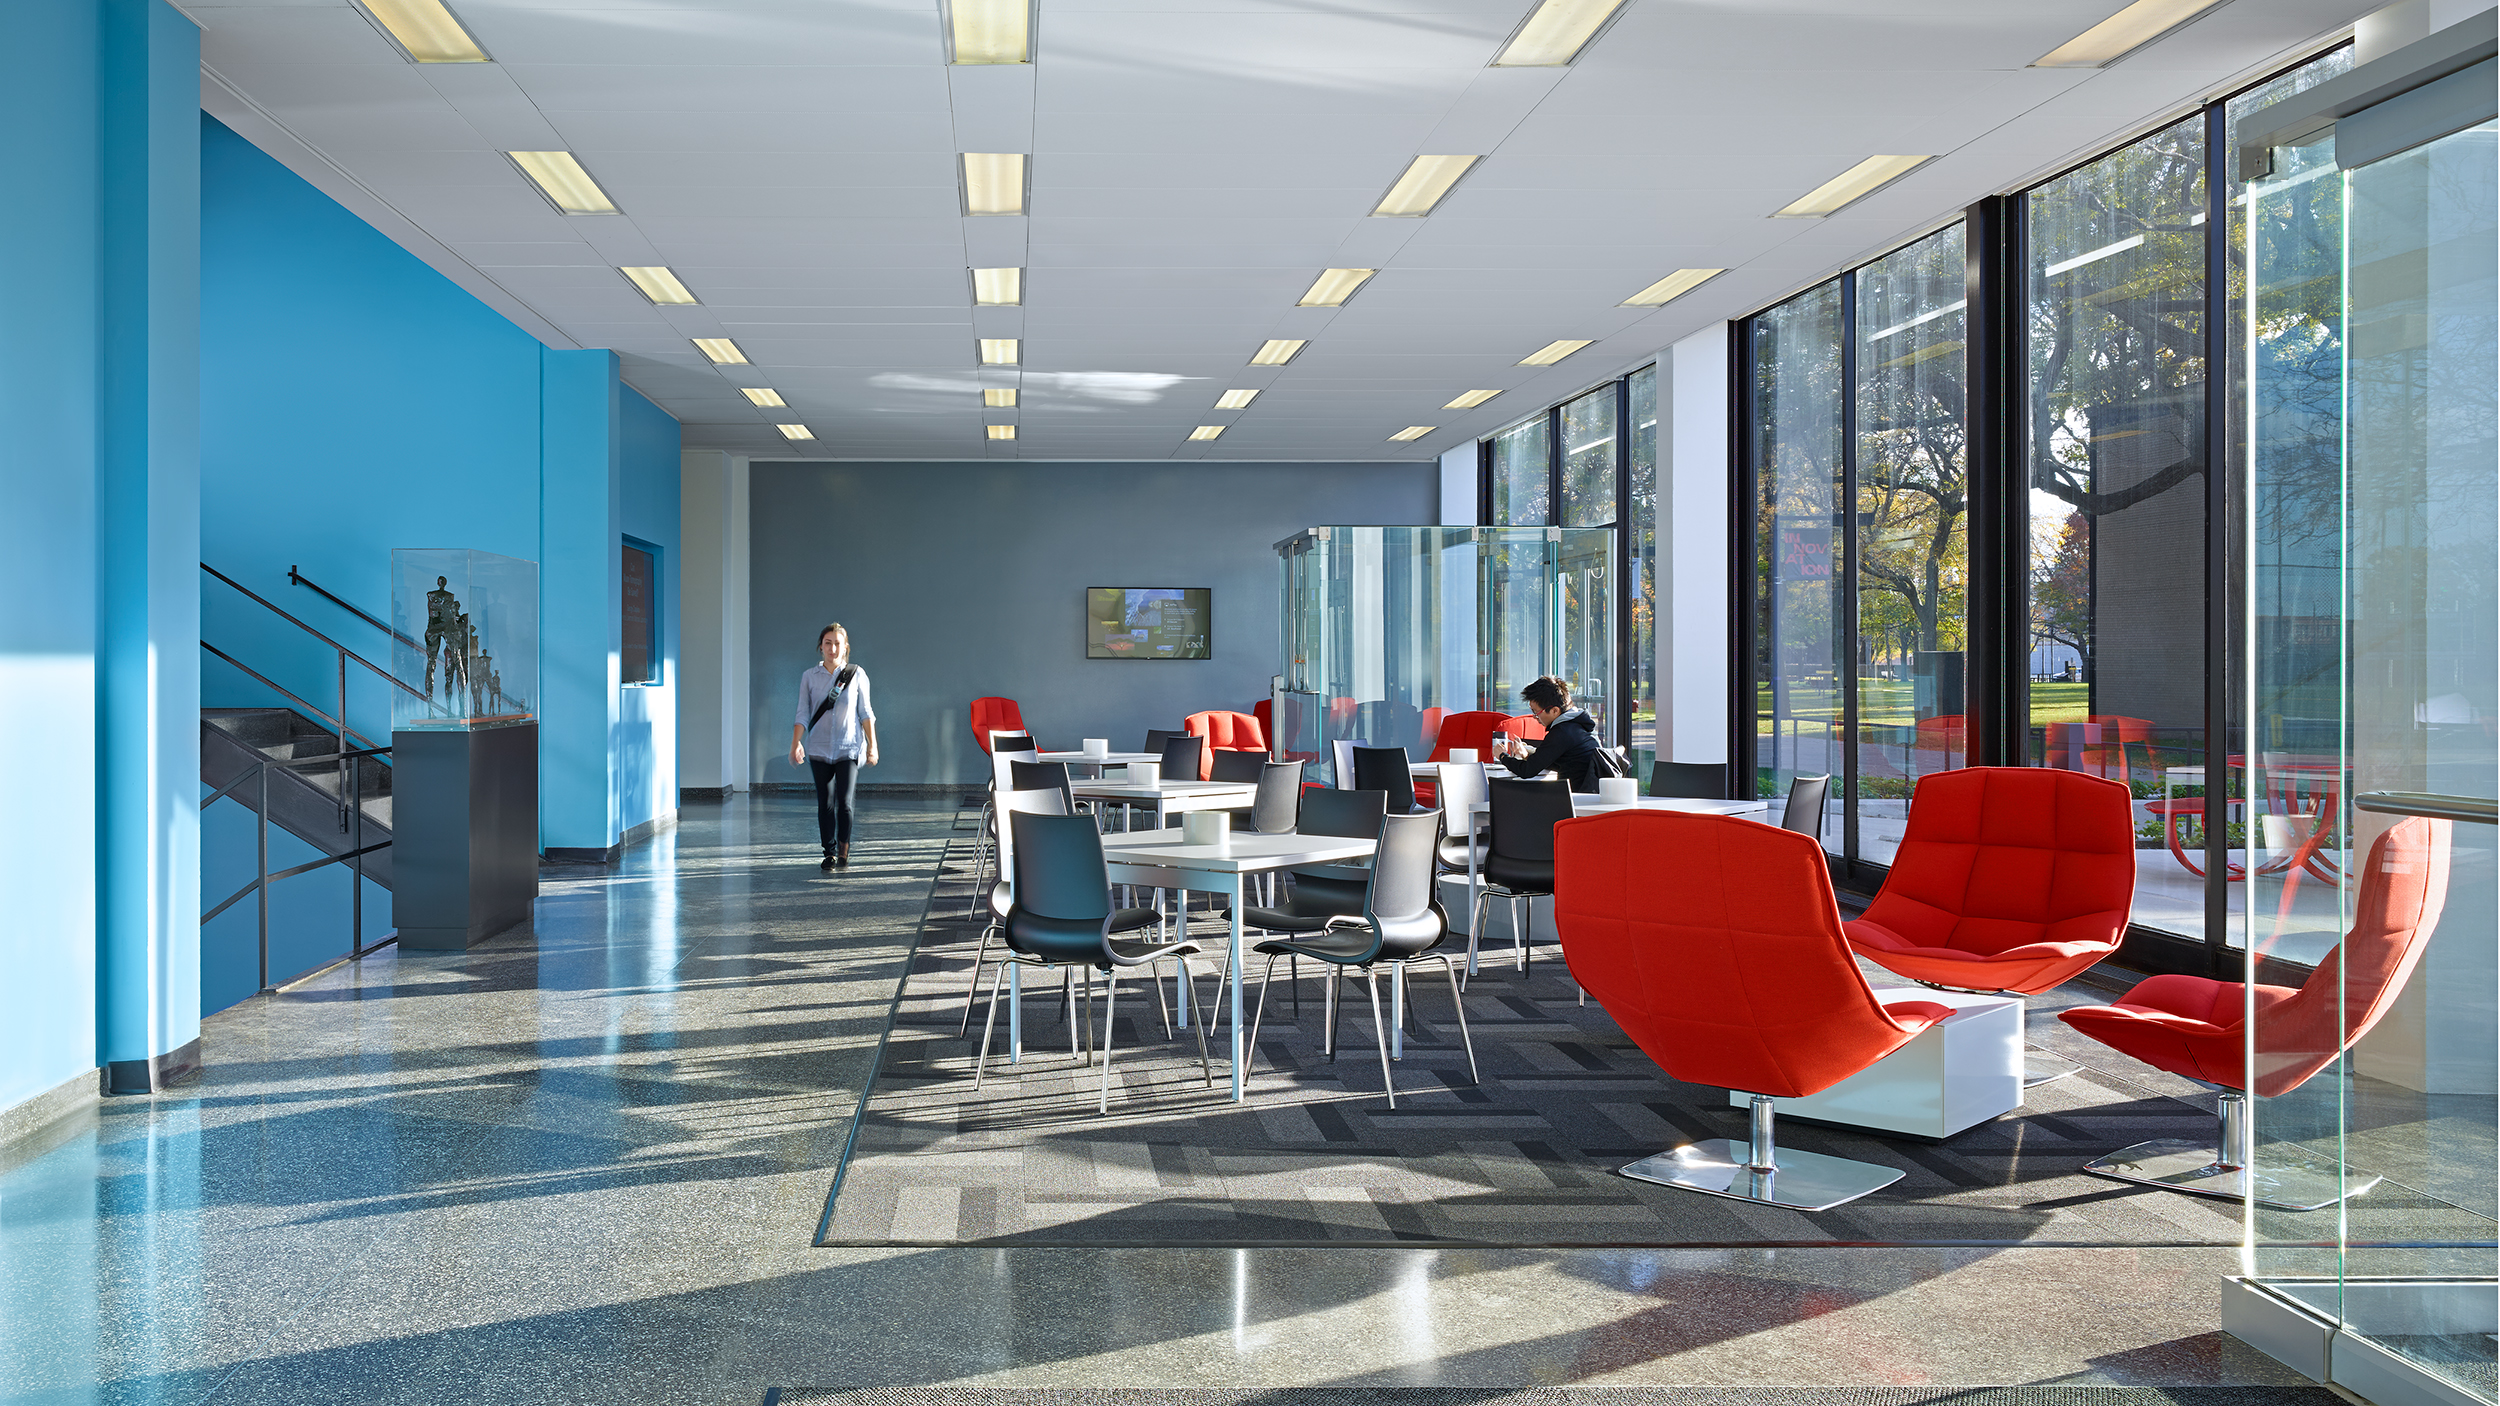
[1070,779,1259,802]
[1466,794,1769,817]
[1099,827,1377,874]
[1036,750,1158,765]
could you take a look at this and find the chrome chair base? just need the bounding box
[2079,1138,2379,1212]
[1619,1140,1904,1212]
[2024,1052,2081,1087]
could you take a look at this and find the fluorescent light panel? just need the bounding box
[361,0,488,62]
[620,266,696,305]
[987,425,1017,440]
[777,424,814,441]
[1215,389,1258,410]
[1297,268,1376,307]
[971,267,1022,305]
[984,389,1017,408]
[1491,0,1626,66]
[2034,0,2226,67]
[1250,339,1305,366]
[1445,389,1503,409]
[1188,426,1225,441]
[1372,155,1480,217]
[979,338,1019,364]
[946,0,1030,63]
[1388,426,1435,442]
[693,338,747,364]
[741,388,785,407]
[1772,155,1932,218]
[1621,267,1723,307]
[1518,339,1591,367]
[962,153,1026,216]
[507,151,617,215]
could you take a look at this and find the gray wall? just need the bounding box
[748,460,1438,787]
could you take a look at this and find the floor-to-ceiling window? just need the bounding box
[1626,365,1659,772]
[1748,284,1846,853]
[1487,418,1550,526]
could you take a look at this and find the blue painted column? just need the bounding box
[539,349,623,858]
[96,0,203,1091]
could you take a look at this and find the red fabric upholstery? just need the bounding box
[1844,767,2134,995]
[1555,810,1956,1100]
[2061,818,2450,1096]
[1185,711,1266,780]
[1496,714,1547,743]
[969,697,1026,754]
[1427,710,1508,762]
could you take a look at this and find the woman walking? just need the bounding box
[790,623,878,871]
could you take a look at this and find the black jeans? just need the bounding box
[809,757,859,851]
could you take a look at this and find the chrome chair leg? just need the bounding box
[957,920,1000,1036]
[1362,966,1396,1108]
[1098,967,1120,1116]
[1182,956,1214,1087]
[1430,954,1479,1084]
[972,957,1015,1090]
[1151,960,1174,1039]
[1246,953,1284,1073]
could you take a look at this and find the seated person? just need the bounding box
[1496,675,1602,793]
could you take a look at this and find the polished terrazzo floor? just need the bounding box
[0,794,2316,1405]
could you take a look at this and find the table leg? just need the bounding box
[1008,962,1022,1064]
[1465,830,1482,977]
[1391,963,1404,1060]
[1228,872,1245,1102]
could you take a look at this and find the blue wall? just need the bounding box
[1,0,200,1112]
[198,116,678,1011]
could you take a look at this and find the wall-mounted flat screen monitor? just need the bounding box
[1088,587,1210,660]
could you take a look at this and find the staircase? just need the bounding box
[203,707,394,889]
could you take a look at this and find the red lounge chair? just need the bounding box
[969,697,1026,754]
[1554,809,1954,1211]
[2058,816,2449,1210]
[1184,710,1266,780]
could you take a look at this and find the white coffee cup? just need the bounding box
[1446,748,1478,765]
[1183,811,1228,851]
[1083,738,1109,759]
[1598,777,1639,806]
[1126,761,1160,788]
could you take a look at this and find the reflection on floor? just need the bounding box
[0,795,2322,1405]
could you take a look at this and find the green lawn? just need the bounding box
[1754,680,2091,727]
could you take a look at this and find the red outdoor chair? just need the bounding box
[1914,715,1966,770]
[1554,809,1955,1211]
[970,697,1026,754]
[1185,710,1266,780]
[2059,816,2450,1210]
[1844,767,2134,1084]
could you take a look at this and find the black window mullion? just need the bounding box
[1615,375,1632,746]
[1546,405,1562,525]
[1963,193,2030,768]
[1729,323,1756,799]
[1477,435,1492,526]
[1837,276,1861,871]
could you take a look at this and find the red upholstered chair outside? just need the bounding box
[970,697,1026,754]
[1554,809,1955,1210]
[2058,817,2450,1210]
[1844,767,2133,1083]
[1185,710,1267,780]
[1914,715,1966,770]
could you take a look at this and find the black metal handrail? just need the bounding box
[200,747,395,993]
[289,564,419,650]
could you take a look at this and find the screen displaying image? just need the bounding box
[1087,587,1210,660]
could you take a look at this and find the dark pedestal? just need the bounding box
[393,723,538,950]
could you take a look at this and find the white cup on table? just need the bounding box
[1083,738,1109,759]
[1183,811,1228,852]
[1597,777,1639,806]
[1126,761,1160,788]
[1447,748,1477,765]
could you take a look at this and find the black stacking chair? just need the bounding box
[1229,787,1385,1011]
[1351,744,1427,814]
[1648,761,1724,798]
[1143,728,1188,756]
[1009,758,1080,820]
[960,786,1130,1038]
[969,732,1045,915]
[1781,773,1833,841]
[1209,749,1267,783]
[976,812,1213,1113]
[1251,761,1303,835]
[1245,811,1478,1107]
[1471,778,1574,978]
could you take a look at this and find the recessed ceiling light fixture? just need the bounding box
[1215,389,1259,409]
[971,267,1022,305]
[1297,268,1376,307]
[1518,339,1591,366]
[987,424,1017,440]
[359,0,489,62]
[979,338,1019,364]
[1621,267,1724,307]
[984,388,1018,407]
[962,154,1027,216]
[620,266,697,305]
[1372,155,1481,217]
[2033,0,2226,67]
[1250,339,1305,366]
[1772,155,1932,218]
[507,151,618,215]
[1491,0,1626,66]
[1388,426,1435,442]
[1445,389,1503,409]
[741,388,785,407]
[777,424,814,441]
[1188,425,1225,441]
[693,337,747,364]
[944,0,1032,63]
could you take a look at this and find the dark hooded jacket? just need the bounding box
[1496,706,1602,793]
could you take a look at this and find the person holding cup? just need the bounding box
[1496,675,1602,793]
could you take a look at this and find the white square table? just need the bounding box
[1094,827,1377,1101]
[1728,989,2022,1139]
[1070,777,1259,831]
[1037,750,1158,766]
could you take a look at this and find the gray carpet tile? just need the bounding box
[817,855,2477,1251]
[769,1386,2345,1404]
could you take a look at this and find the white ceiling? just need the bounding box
[191,0,2371,462]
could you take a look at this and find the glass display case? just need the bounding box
[391,548,537,730]
[1275,526,1613,780]
[2232,42,2495,1406]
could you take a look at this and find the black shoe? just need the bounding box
[820,854,835,873]
[836,850,851,868]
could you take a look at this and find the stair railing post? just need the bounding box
[336,648,350,832]
[350,752,364,958]
[257,762,270,993]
